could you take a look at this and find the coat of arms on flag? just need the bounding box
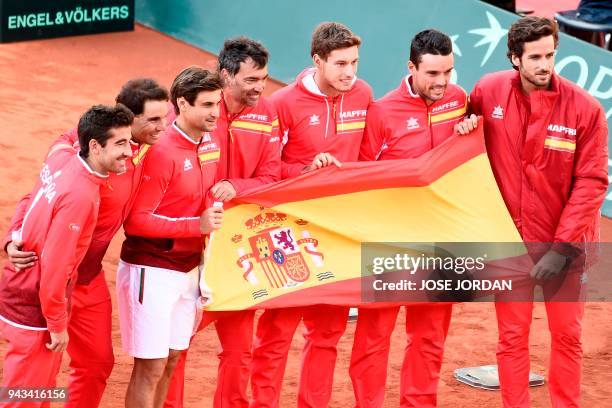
[233,212,325,290]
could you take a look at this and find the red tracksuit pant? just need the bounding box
[164,310,255,408]
[349,304,453,408]
[65,272,114,408]
[495,270,585,408]
[0,272,113,408]
[0,322,62,408]
[250,305,349,408]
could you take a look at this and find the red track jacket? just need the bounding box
[359,75,467,161]
[121,123,220,272]
[470,70,608,255]
[2,129,152,284]
[0,155,105,332]
[214,94,281,191]
[272,67,373,178]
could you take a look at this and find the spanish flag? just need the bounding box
[201,127,526,311]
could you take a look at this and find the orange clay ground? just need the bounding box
[0,25,611,407]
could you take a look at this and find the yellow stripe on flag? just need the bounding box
[545,137,576,152]
[430,106,467,124]
[336,121,366,132]
[271,119,279,127]
[232,121,272,133]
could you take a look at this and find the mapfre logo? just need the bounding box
[339,110,367,119]
[240,113,269,121]
[431,100,459,113]
[548,124,576,136]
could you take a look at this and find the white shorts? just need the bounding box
[116,260,200,359]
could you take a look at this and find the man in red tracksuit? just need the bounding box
[118,67,225,408]
[0,104,134,408]
[352,29,467,408]
[164,37,281,408]
[250,22,372,408]
[3,78,169,408]
[466,17,608,407]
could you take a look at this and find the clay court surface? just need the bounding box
[0,25,611,407]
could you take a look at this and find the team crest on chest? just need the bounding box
[406,117,419,130]
[492,105,504,119]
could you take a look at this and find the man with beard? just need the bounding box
[3,78,169,408]
[250,22,372,408]
[118,67,225,408]
[164,37,281,408]
[466,17,608,407]
[353,29,467,408]
[0,104,134,406]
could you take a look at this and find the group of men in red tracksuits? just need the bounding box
[1,15,608,408]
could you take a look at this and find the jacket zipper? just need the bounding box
[227,112,235,178]
[332,100,337,120]
[197,138,206,210]
[331,96,340,136]
[427,104,433,150]
[324,99,330,139]
[332,99,337,137]
[338,94,345,134]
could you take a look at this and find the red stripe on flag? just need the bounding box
[233,129,486,208]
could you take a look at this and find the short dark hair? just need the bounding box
[218,37,268,76]
[170,66,223,114]
[310,22,361,60]
[78,104,134,158]
[507,17,559,70]
[115,78,169,116]
[409,29,453,68]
